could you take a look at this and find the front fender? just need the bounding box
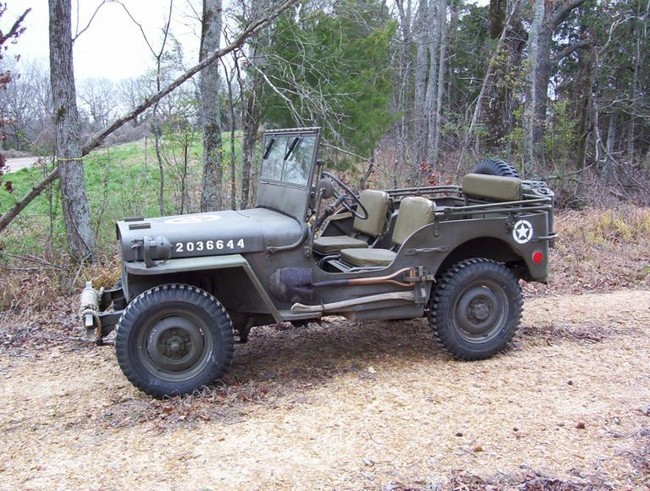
[123,254,283,323]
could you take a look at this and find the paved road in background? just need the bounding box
[3,157,40,173]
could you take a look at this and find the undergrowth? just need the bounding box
[535,206,650,294]
[1,206,648,312]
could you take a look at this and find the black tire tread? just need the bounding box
[473,159,520,178]
[429,258,522,360]
[115,284,235,398]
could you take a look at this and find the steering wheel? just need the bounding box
[321,171,369,220]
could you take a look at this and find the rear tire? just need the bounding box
[430,259,522,360]
[473,159,519,178]
[115,284,235,398]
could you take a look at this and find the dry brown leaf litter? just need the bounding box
[0,290,648,490]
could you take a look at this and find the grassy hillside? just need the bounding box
[0,134,242,256]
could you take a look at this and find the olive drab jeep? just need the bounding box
[80,127,556,398]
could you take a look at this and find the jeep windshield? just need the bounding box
[256,128,321,220]
[260,134,317,187]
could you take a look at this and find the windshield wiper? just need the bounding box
[263,138,275,159]
[284,137,300,160]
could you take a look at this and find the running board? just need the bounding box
[291,291,416,314]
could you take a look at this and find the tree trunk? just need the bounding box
[431,0,447,168]
[604,111,616,183]
[464,0,522,164]
[199,0,224,211]
[394,0,414,179]
[241,76,262,208]
[526,0,587,170]
[574,45,593,172]
[524,0,545,173]
[221,57,238,210]
[424,1,440,167]
[240,0,272,208]
[48,0,96,261]
[412,0,430,175]
[483,0,525,152]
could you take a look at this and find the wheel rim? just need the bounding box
[453,280,508,343]
[138,310,214,382]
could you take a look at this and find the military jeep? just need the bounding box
[80,127,556,398]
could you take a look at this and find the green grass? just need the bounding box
[0,132,246,257]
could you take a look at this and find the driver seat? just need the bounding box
[313,189,390,254]
[339,196,435,267]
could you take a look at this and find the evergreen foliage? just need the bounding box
[261,0,396,160]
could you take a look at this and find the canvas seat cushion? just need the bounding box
[462,173,522,201]
[340,247,396,267]
[312,235,369,254]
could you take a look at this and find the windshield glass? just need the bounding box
[260,134,316,187]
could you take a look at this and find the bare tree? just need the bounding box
[0,60,52,151]
[524,0,586,170]
[78,78,117,131]
[48,0,96,261]
[0,3,30,167]
[392,0,416,177]
[0,3,30,90]
[199,0,224,211]
[410,0,448,179]
[0,0,301,234]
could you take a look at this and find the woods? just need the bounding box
[0,3,649,487]
[0,0,649,260]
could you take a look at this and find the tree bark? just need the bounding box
[526,0,587,169]
[48,0,96,261]
[431,0,447,168]
[574,44,594,172]
[199,0,224,211]
[524,0,545,172]
[393,0,414,177]
[412,0,429,173]
[240,0,273,208]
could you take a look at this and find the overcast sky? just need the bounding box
[3,0,489,82]
[2,0,202,81]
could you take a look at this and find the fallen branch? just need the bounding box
[0,166,59,232]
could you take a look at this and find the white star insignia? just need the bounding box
[512,220,533,244]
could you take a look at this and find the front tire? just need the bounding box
[115,284,235,398]
[430,259,522,360]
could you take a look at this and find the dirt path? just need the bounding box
[1,290,649,490]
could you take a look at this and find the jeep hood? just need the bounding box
[117,207,304,263]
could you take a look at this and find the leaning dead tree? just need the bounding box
[0,0,301,234]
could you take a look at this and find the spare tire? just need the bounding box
[473,159,519,178]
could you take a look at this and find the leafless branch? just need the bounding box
[72,0,109,43]
[110,0,174,58]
